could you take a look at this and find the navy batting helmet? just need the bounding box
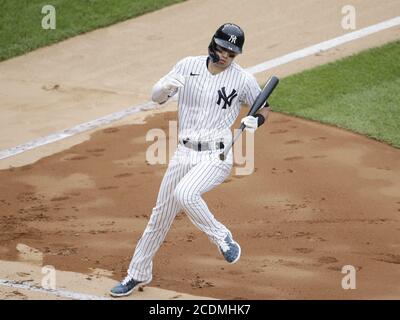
[208,23,245,63]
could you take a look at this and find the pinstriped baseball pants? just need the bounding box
[127,144,233,281]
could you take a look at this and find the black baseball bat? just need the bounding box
[219,75,279,161]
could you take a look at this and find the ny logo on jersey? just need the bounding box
[217,87,238,109]
[228,35,237,44]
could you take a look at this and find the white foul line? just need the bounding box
[0,278,111,300]
[0,16,399,161]
[245,16,400,74]
[0,101,160,160]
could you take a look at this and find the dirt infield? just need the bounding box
[1,110,400,299]
[1,0,400,299]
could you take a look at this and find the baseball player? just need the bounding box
[110,23,270,297]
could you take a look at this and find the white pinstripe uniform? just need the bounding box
[127,55,261,282]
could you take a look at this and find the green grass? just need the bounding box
[269,40,400,148]
[0,0,185,62]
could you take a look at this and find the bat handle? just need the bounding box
[219,123,246,161]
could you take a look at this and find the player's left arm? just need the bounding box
[241,103,270,132]
[240,73,272,132]
[255,103,271,123]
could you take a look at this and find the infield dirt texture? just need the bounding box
[0,0,399,299]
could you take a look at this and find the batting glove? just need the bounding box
[161,73,185,94]
[241,115,258,133]
[152,73,185,104]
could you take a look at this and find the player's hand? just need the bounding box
[161,73,185,93]
[241,115,258,133]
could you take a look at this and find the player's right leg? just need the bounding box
[110,147,190,297]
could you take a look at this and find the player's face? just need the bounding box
[215,45,237,68]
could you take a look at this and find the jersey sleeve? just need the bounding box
[239,73,261,107]
[164,56,191,77]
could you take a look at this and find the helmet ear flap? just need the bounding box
[208,38,220,63]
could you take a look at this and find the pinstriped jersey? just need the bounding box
[164,56,261,142]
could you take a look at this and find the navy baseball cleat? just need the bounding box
[218,234,241,264]
[109,275,151,297]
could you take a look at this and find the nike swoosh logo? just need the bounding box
[190,72,200,76]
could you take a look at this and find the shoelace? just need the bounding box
[219,238,230,253]
[121,275,134,286]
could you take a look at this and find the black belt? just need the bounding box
[181,139,225,152]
